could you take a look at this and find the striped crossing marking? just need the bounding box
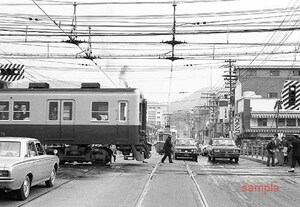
[0,64,25,81]
[281,80,300,110]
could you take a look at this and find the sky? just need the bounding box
[0,0,300,103]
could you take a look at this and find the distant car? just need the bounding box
[207,138,240,163]
[0,137,59,200]
[174,138,198,162]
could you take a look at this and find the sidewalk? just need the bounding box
[240,154,292,166]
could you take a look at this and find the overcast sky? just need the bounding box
[1,0,299,103]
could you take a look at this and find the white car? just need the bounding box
[0,137,59,200]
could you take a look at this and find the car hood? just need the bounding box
[211,145,239,150]
[0,157,23,169]
[175,146,197,150]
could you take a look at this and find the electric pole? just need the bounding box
[224,59,236,138]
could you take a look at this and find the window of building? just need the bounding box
[119,102,127,121]
[278,118,285,126]
[247,70,257,76]
[270,70,280,76]
[13,101,30,120]
[298,119,300,126]
[91,102,109,121]
[258,118,267,126]
[287,118,296,126]
[293,70,300,76]
[267,93,278,98]
[0,101,9,120]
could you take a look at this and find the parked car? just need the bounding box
[0,137,59,200]
[207,138,240,163]
[174,138,198,162]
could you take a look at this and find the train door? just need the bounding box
[116,101,129,142]
[46,100,75,142]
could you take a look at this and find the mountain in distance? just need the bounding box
[169,87,217,112]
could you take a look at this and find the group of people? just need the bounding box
[266,133,300,172]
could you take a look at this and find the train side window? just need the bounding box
[0,101,9,120]
[63,102,73,120]
[119,102,127,121]
[49,102,58,120]
[91,102,109,121]
[13,101,30,121]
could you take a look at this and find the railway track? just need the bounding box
[132,160,210,207]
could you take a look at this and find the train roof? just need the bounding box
[0,82,141,94]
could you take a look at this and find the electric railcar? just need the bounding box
[154,128,177,154]
[0,82,150,164]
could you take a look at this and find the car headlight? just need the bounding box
[213,149,220,153]
[233,149,240,153]
[0,170,9,177]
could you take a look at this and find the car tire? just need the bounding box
[235,157,239,163]
[208,156,211,161]
[45,167,57,187]
[212,157,216,162]
[16,175,31,200]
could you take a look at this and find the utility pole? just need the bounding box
[274,100,282,133]
[224,59,236,138]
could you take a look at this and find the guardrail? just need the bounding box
[240,144,267,160]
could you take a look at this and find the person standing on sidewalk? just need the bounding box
[161,135,173,163]
[288,134,300,172]
[266,135,277,166]
[281,136,289,164]
[275,136,284,166]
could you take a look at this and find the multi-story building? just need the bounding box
[146,103,168,127]
[234,66,300,141]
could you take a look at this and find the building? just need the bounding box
[234,66,300,141]
[146,103,168,127]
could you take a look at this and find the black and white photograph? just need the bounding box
[0,0,300,206]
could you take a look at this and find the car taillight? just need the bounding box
[0,170,9,177]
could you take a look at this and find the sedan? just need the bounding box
[0,137,59,200]
[174,138,198,162]
[207,138,240,163]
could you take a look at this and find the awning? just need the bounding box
[251,113,300,119]
[244,128,300,133]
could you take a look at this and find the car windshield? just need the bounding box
[213,139,235,146]
[0,141,21,157]
[176,139,196,146]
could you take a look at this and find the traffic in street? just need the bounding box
[1,150,299,207]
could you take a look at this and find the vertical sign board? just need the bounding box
[0,64,25,82]
[281,80,300,110]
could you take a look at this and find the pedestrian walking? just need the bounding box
[275,136,284,166]
[281,136,289,164]
[288,134,300,172]
[161,135,173,163]
[266,135,277,166]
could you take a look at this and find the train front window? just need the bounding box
[13,101,30,121]
[0,101,9,120]
[91,102,109,121]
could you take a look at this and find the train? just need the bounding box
[0,82,151,164]
[154,128,177,154]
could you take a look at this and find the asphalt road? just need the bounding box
[1,152,300,207]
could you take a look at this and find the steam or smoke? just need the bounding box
[119,66,129,88]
